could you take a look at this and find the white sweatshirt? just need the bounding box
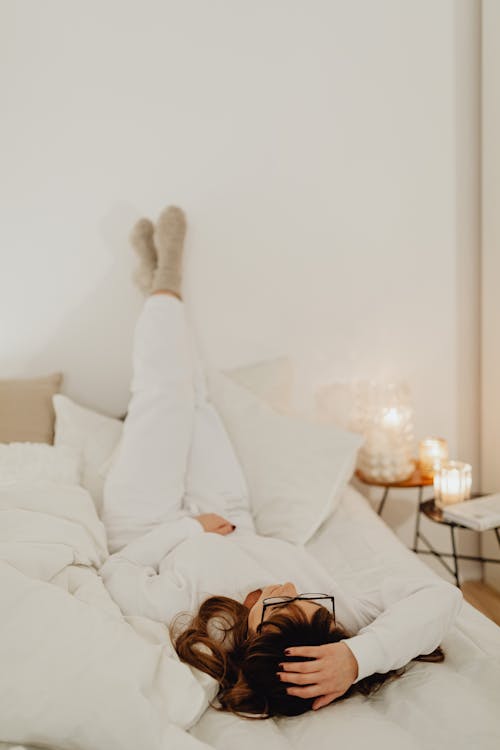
[99,518,463,683]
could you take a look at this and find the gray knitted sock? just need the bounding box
[152,205,187,295]
[130,218,157,295]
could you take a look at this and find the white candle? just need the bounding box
[419,437,448,479]
[381,407,403,428]
[355,382,415,483]
[434,461,472,508]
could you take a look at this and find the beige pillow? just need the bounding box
[223,355,293,413]
[0,373,63,444]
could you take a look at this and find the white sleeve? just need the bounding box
[343,576,463,682]
[99,516,203,623]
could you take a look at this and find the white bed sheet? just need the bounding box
[190,485,500,750]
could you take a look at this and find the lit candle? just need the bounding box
[355,384,415,483]
[419,437,448,479]
[434,460,472,508]
[381,406,403,428]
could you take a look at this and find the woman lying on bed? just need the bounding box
[99,205,463,719]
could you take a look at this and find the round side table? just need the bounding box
[355,465,434,552]
[416,498,500,588]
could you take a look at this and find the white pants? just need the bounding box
[102,294,255,553]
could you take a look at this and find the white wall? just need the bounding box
[1,0,481,579]
[481,0,500,591]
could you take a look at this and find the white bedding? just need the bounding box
[0,480,214,750]
[1,480,499,750]
[191,486,500,750]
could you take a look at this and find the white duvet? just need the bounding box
[193,490,500,750]
[0,479,215,750]
[1,479,500,750]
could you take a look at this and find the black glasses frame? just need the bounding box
[259,593,336,628]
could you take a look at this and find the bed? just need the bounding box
[191,485,500,750]
[1,366,499,750]
[2,479,499,750]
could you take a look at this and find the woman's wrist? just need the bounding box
[338,641,359,682]
[343,632,380,683]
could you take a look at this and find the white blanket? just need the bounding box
[191,487,500,750]
[0,480,214,750]
[1,480,499,750]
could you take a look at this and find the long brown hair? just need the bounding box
[171,595,444,718]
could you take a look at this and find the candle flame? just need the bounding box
[381,407,402,427]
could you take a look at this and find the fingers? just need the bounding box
[285,684,324,700]
[312,693,338,711]
[277,671,321,685]
[279,659,324,674]
[218,526,234,535]
[197,513,236,535]
[284,646,327,660]
[215,522,236,535]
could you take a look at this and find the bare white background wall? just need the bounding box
[1,0,481,578]
[481,0,500,591]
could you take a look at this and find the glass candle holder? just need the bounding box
[418,437,449,479]
[433,460,472,508]
[354,381,415,483]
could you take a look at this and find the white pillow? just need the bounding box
[0,443,80,486]
[98,355,294,487]
[225,355,293,413]
[53,358,361,544]
[53,394,123,515]
[53,358,293,514]
[207,368,364,545]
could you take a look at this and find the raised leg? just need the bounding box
[102,293,196,552]
[184,398,256,534]
[183,345,255,533]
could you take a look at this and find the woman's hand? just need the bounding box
[194,513,236,535]
[277,641,359,710]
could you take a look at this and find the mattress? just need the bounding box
[190,485,500,750]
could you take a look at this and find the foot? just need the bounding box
[130,218,157,295]
[152,205,187,296]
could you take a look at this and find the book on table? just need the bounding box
[442,493,500,531]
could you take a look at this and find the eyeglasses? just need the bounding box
[259,593,336,628]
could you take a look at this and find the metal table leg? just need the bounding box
[450,525,460,587]
[413,486,423,552]
[378,487,390,516]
